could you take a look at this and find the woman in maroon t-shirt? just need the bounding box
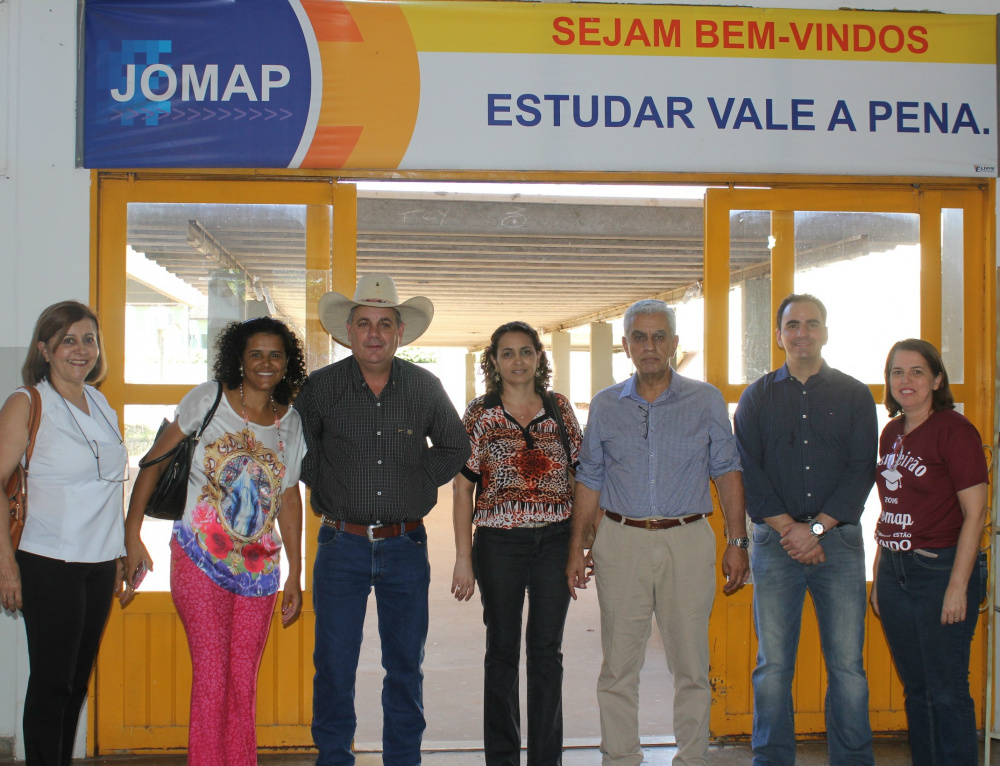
[871,339,987,766]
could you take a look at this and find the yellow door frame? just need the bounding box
[89,170,995,752]
[92,174,357,753]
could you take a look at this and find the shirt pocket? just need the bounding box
[816,405,855,443]
[665,428,710,473]
[386,421,425,467]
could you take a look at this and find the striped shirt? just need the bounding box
[298,356,469,525]
[576,370,741,518]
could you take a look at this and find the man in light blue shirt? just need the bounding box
[567,299,749,766]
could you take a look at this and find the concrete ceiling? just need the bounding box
[355,192,720,349]
[126,186,918,349]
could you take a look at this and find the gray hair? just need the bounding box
[623,299,676,336]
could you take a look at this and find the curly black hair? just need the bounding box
[480,321,551,397]
[212,317,307,405]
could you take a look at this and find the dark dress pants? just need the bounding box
[16,550,116,766]
[473,520,572,766]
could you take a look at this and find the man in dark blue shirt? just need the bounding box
[734,294,877,766]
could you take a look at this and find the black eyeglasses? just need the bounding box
[91,440,131,483]
[639,405,649,439]
[59,390,130,483]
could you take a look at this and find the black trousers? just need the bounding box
[473,520,571,766]
[16,550,116,766]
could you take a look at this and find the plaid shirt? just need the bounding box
[297,355,469,525]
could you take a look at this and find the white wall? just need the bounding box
[0,0,996,758]
[1,0,94,758]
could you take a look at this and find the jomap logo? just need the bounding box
[103,41,293,126]
[83,0,317,168]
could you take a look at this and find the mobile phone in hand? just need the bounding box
[131,561,149,590]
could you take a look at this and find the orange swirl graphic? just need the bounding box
[300,0,420,169]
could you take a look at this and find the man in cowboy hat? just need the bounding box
[298,274,470,766]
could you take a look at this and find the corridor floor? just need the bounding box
[7,739,1000,766]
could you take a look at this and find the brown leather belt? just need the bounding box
[603,510,706,531]
[322,518,423,542]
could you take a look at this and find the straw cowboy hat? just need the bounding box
[318,274,434,348]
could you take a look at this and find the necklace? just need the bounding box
[502,395,541,425]
[240,381,286,473]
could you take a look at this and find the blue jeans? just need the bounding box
[473,520,572,766]
[312,524,431,766]
[876,546,986,766]
[750,522,873,766]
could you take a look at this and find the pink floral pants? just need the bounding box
[171,538,277,766]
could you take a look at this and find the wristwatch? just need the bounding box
[810,521,827,539]
[727,537,750,549]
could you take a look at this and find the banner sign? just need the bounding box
[83,1,998,177]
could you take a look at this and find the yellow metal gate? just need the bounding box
[703,184,994,735]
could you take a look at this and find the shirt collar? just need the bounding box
[619,369,679,404]
[775,360,831,385]
[349,355,399,391]
[483,391,557,420]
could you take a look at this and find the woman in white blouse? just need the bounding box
[0,300,127,766]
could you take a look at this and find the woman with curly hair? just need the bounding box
[122,317,308,766]
[452,321,582,766]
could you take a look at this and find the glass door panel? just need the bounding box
[793,211,920,385]
[728,209,772,385]
[122,402,175,593]
[789,210,922,563]
[125,202,315,384]
[673,286,706,383]
[941,207,965,382]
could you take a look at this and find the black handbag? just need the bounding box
[138,383,224,521]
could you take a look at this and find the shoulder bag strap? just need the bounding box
[193,382,224,444]
[546,391,572,472]
[139,382,224,468]
[23,386,41,471]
